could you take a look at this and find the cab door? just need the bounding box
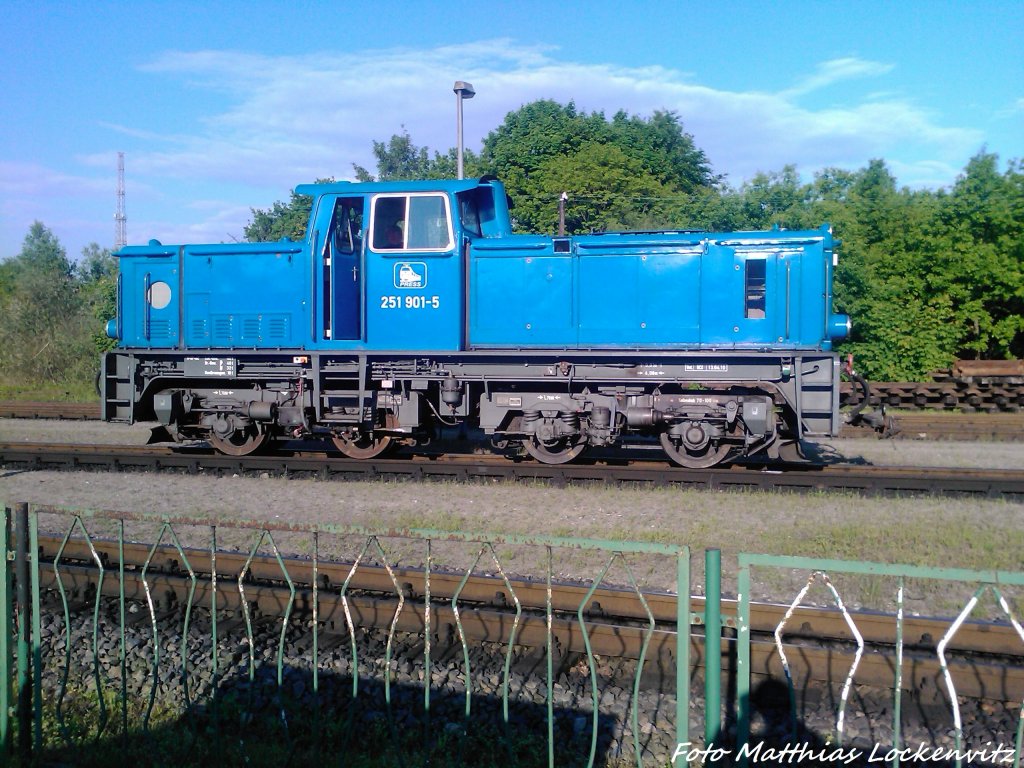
[366,192,460,350]
[314,196,365,342]
[120,252,179,348]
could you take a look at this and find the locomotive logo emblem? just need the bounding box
[395,262,427,289]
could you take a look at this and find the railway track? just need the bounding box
[3,400,1022,441]
[37,532,1024,705]
[3,441,1024,497]
[0,401,99,420]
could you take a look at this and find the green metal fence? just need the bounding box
[4,500,1023,766]
[736,554,1024,768]
[0,501,691,766]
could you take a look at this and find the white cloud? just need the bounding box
[133,202,255,247]
[0,41,991,258]
[781,57,895,98]
[124,42,981,190]
[0,161,109,198]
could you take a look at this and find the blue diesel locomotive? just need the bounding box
[101,176,851,467]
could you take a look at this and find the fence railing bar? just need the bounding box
[15,502,30,763]
[893,576,904,768]
[676,550,689,750]
[209,525,219,728]
[622,555,656,768]
[738,553,1024,585]
[118,520,127,745]
[1,505,11,757]
[30,511,42,754]
[704,547,722,747]
[546,545,554,768]
[577,553,615,768]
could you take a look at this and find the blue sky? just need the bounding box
[2,0,1021,261]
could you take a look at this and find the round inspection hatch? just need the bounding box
[148,281,172,309]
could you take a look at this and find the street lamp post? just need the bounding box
[453,81,475,179]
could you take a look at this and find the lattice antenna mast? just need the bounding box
[114,152,127,250]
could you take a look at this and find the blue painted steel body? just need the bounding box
[104,175,851,466]
[112,176,847,354]
[470,227,840,349]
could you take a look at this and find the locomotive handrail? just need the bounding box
[329,228,335,340]
[574,240,704,251]
[785,261,791,340]
[142,271,150,341]
[185,244,304,256]
[310,229,319,342]
[718,237,825,246]
[471,241,548,251]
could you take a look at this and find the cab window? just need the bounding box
[459,194,482,237]
[330,198,363,255]
[744,258,767,318]
[371,193,453,252]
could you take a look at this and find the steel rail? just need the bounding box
[3,442,1024,498]
[38,534,1024,704]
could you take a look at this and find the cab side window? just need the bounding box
[744,258,767,319]
[371,193,453,252]
[458,193,483,238]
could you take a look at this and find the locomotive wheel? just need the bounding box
[209,425,270,456]
[332,414,397,459]
[659,432,732,469]
[523,436,587,465]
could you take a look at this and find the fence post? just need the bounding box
[29,509,42,754]
[704,548,722,747]
[15,502,32,762]
[1,504,11,756]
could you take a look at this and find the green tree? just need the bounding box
[608,109,718,191]
[77,243,119,354]
[929,152,1024,359]
[0,223,92,389]
[353,129,479,181]
[480,100,716,233]
[77,242,117,282]
[520,142,674,233]
[244,180,333,243]
[480,100,608,196]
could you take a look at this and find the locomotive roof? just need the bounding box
[294,176,500,196]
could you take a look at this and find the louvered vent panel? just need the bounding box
[266,315,289,341]
[241,317,261,341]
[149,320,171,340]
[212,316,233,345]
